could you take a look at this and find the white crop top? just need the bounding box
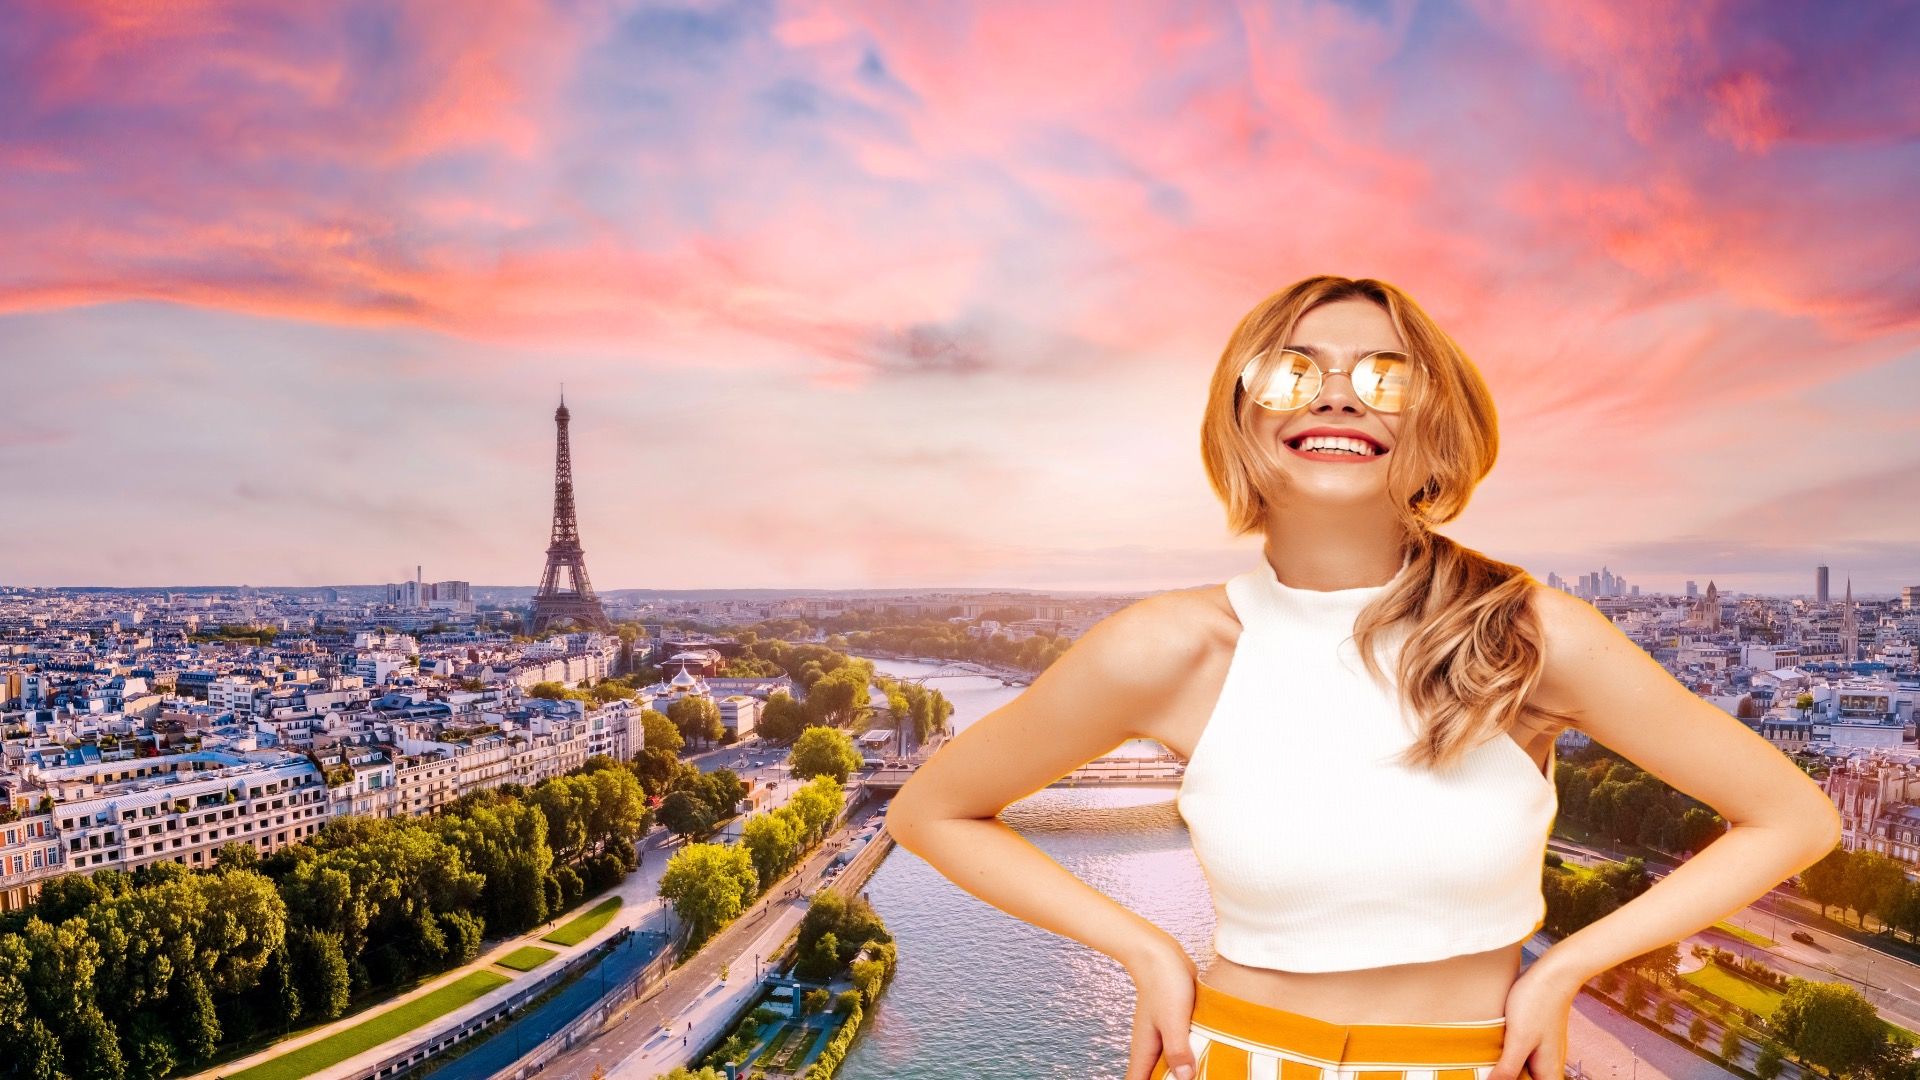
[1176,553,1558,973]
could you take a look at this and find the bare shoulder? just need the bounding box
[888,581,1238,827]
[1076,584,1238,702]
[1523,582,1618,726]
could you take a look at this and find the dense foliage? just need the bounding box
[0,755,651,1079]
[660,775,844,950]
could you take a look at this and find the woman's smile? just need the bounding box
[1286,441,1386,463]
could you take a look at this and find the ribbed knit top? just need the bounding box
[1175,552,1558,973]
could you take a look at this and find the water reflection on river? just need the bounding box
[841,657,1215,1079]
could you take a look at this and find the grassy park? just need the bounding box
[496,945,560,971]
[228,970,512,1080]
[542,895,624,946]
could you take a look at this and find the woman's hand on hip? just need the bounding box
[1124,936,1200,1080]
[1489,963,1579,1080]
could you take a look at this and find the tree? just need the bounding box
[176,970,221,1062]
[639,709,684,757]
[214,841,260,872]
[797,930,841,980]
[758,691,808,743]
[657,843,758,947]
[785,776,846,842]
[803,664,871,728]
[667,695,724,749]
[591,680,635,703]
[742,812,802,891]
[630,746,680,794]
[441,799,552,933]
[790,726,862,784]
[658,789,717,838]
[1767,979,1884,1077]
[290,927,350,1020]
[126,1013,177,1080]
[1800,847,1851,918]
[1847,850,1908,930]
[1717,1021,1742,1063]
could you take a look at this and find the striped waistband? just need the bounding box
[1190,980,1507,1066]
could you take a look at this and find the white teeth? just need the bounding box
[1292,435,1378,456]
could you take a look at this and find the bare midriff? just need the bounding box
[1198,938,1523,1024]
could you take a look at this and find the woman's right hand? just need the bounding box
[1124,936,1201,1080]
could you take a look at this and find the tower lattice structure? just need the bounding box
[530,396,613,633]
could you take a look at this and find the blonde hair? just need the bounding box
[1199,274,1575,772]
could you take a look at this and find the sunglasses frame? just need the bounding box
[1236,348,1417,414]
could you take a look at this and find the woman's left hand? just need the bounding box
[1489,962,1581,1080]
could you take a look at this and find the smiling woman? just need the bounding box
[887,274,1842,1080]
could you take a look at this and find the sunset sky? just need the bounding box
[2,0,1915,594]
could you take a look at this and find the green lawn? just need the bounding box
[496,945,559,972]
[542,895,624,946]
[228,970,511,1080]
[1681,964,1784,1017]
[1711,920,1773,948]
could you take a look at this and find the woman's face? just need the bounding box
[1244,298,1408,506]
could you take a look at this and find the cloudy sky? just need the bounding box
[1,0,1916,594]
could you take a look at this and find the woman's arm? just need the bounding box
[886,590,1208,970]
[1523,585,1843,990]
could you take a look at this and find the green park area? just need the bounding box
[1680,964,1783,1017]
[542,895,624,946]
[228,970,512,1080]
[496,945,559,972]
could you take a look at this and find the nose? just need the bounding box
[1310,370,1368,415]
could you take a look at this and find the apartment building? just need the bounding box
[51,755,328,873]
[0,808,63,912]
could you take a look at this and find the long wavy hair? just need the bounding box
[1199,275,1576,772]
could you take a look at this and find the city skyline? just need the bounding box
[2,3,1915,594]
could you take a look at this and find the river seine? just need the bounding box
[840,656,1215,1079]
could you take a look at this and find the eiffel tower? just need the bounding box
[530,394,613,633]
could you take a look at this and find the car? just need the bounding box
[1790,930,1815,945]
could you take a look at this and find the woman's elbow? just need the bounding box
[885,785,935,851]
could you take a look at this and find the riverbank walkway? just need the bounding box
[185,742,836,1080]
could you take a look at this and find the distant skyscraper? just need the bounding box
[1817,565,1830,604]
[1685,580,1698,599]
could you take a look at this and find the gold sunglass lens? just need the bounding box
[1238,350,1319,411]
[1352,352,1413,413]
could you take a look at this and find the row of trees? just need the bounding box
[1600,936,1904,1080]
[1551,745,1732,856]
[871,677,955,749]
[832,616,1069,673]
[659,774,847,950]
[1798,844,1920,939]
[0,755,651,1080]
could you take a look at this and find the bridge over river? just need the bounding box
[859,752,1182,792]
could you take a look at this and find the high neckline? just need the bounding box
[1242,549,1415,629]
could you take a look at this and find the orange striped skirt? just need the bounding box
[1149,980,1511,1080]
